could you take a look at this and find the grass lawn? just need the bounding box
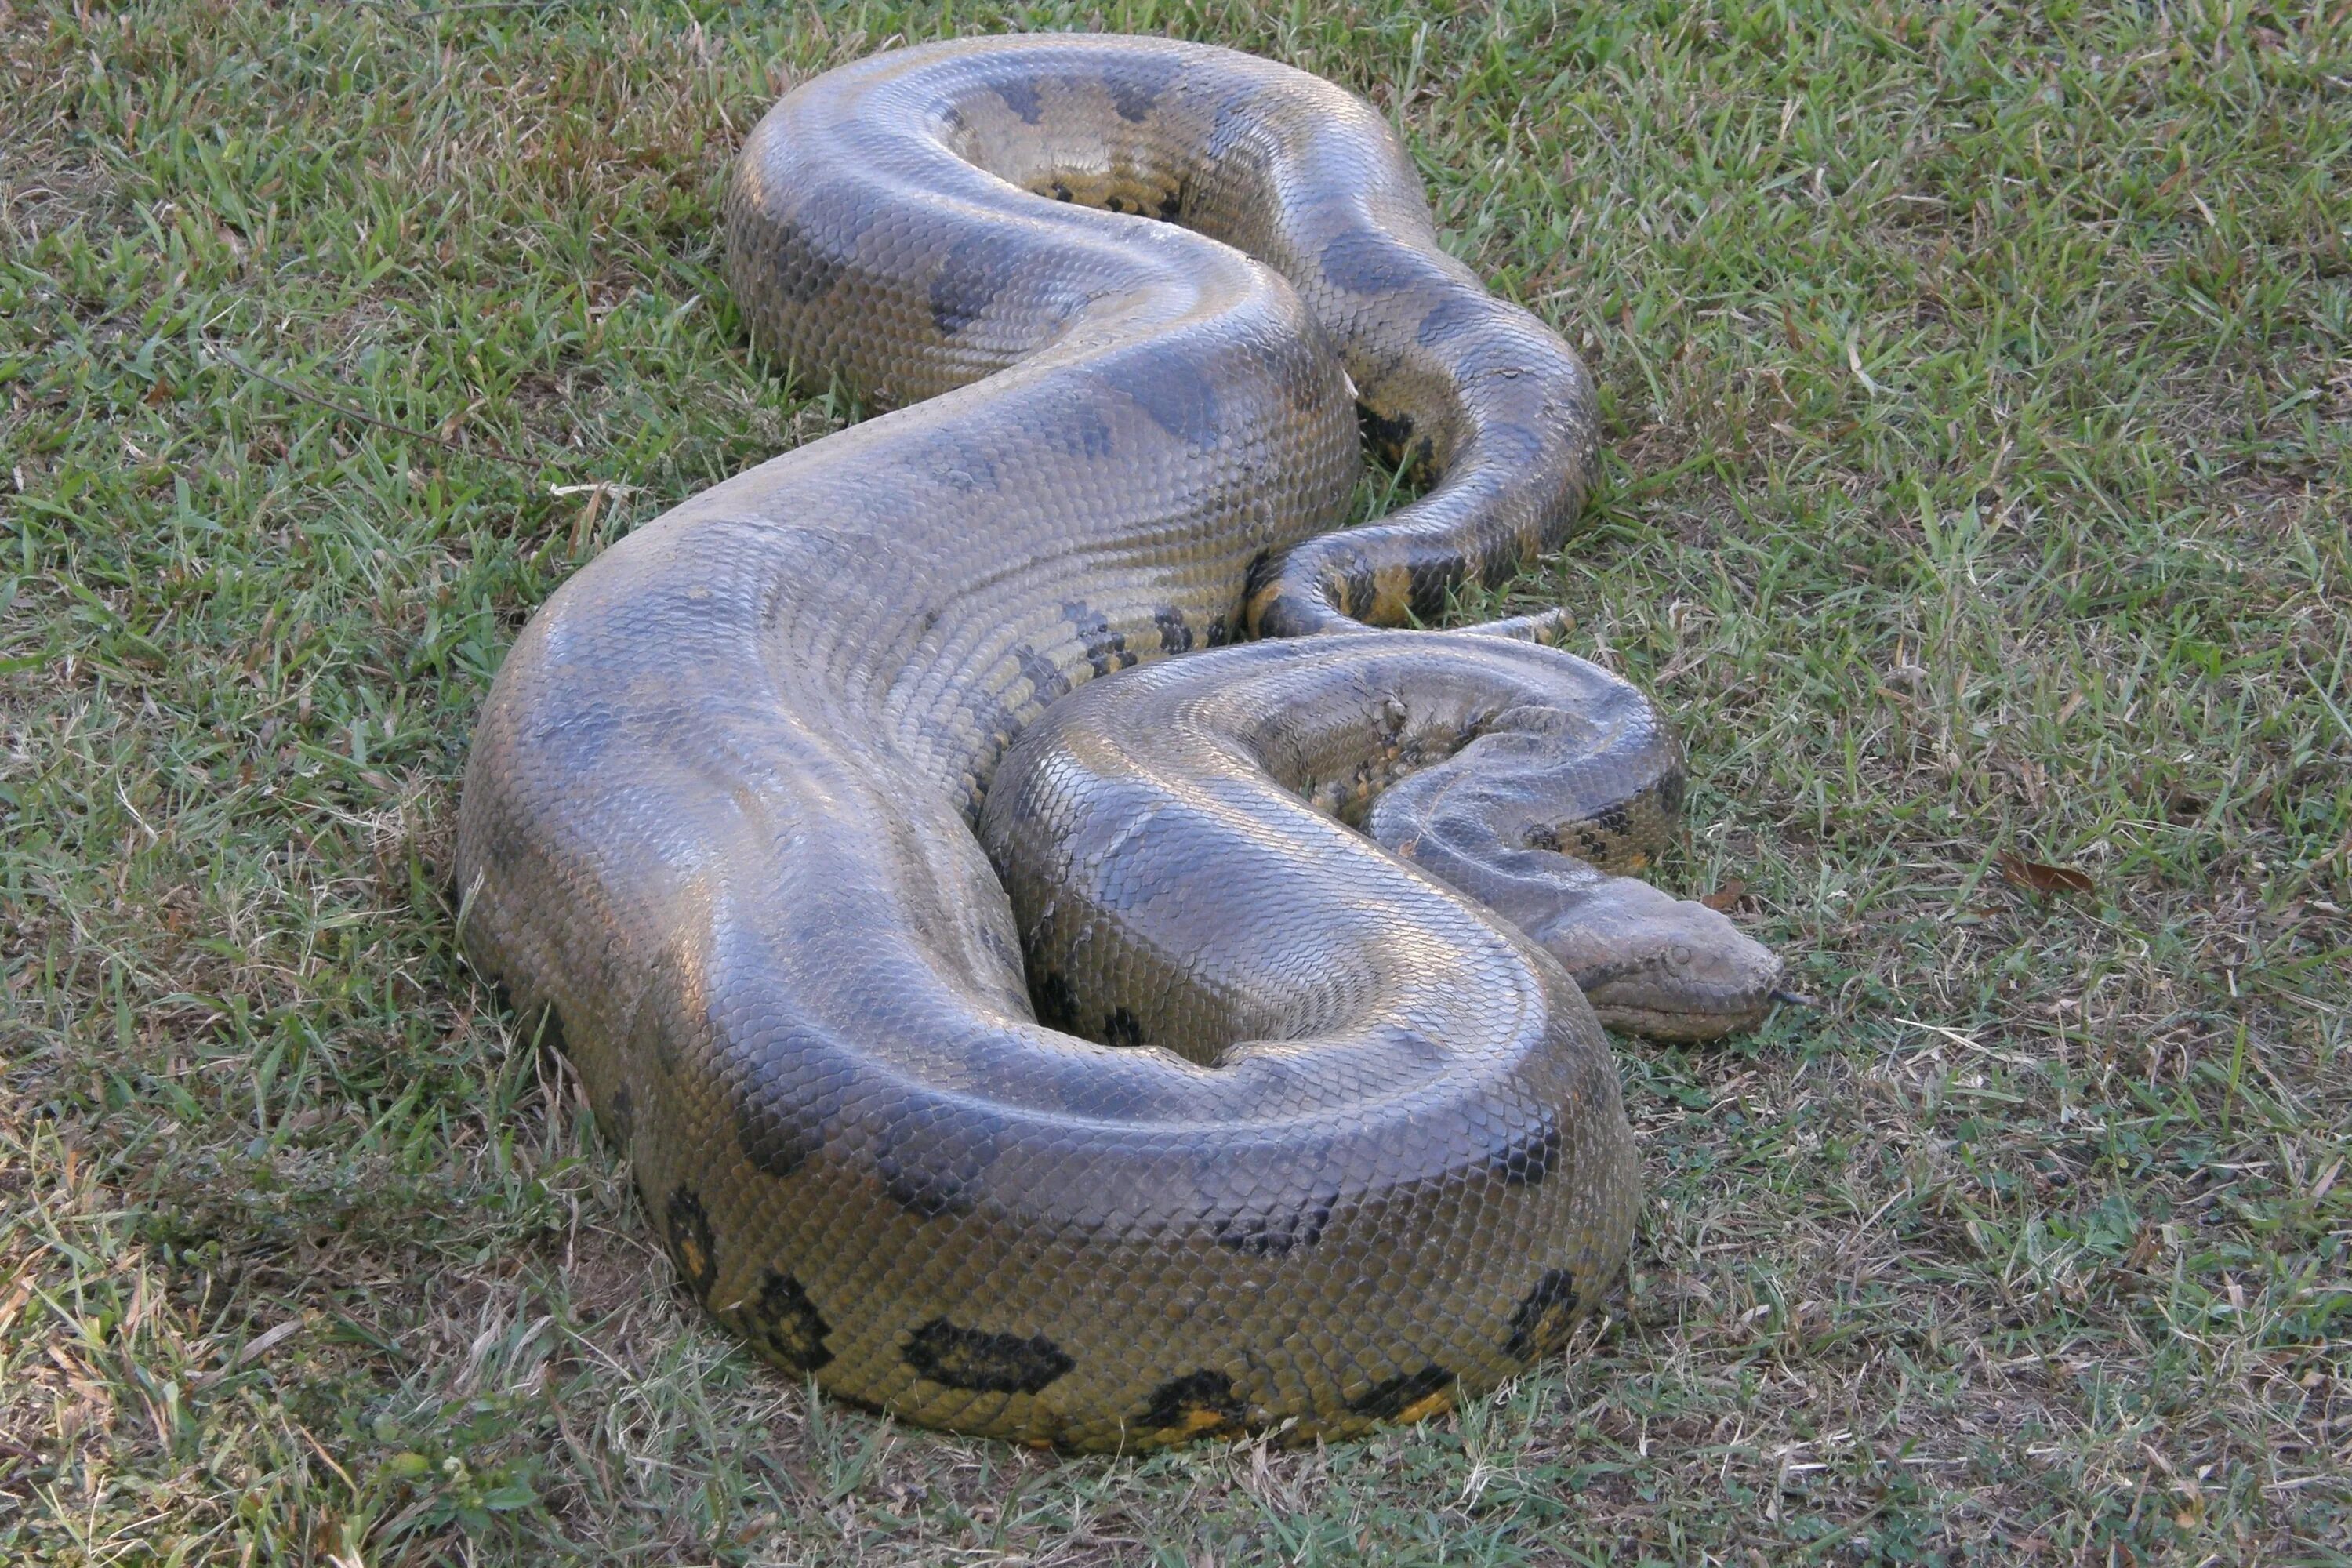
[4,0,2349,1560]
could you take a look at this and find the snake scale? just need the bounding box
[455,34,1787,1450]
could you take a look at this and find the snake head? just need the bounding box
[1521,877,1787,1041]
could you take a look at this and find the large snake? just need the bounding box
[454,34,1787,1450]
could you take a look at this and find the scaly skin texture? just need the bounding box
[454,34,1784,1451]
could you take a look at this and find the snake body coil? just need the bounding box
[456,35,1783,1449]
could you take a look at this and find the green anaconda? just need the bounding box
[454,34,1787,1450]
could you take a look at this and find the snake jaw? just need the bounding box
[1523,880,1787,1041]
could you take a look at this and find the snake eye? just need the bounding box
[1668,943,1694,969]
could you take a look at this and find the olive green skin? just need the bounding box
[454,34,1782,1451]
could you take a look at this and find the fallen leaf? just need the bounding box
[1998,851,2094,895]
[1699,879,1748,912]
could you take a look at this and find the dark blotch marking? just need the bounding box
[1069,405,1113,459]
[1526,823,1561,853]
[1101,1007,1145,1047]
[746,188,878,308]
[1319,229,1422,296]
[759,214,847,307]
[665,1187,717,1301]
[1656,768,1686,814]
[1351,1364,1454,1419]
[1203,615,1230,647]
[930,232,1018,336]
[1153,606,1192,654]
[1406,552,1465,620]
[874,1105,1000,1219]
[1108,74,1161,123]
[1476,419,1549,468]
[1205,98,1254,159]
[603,1083,634,1148]
[1504,1268,1581,1361]
[1214,1185,1336,1256]
[1014,643,1072,706]
[980,693,1023,756]
[1141,1369,1244,1434]
[1414,289,1488,347]
[1592,803,1634,837]
[1157,188,1184,220]
[1062,601,1137,677]
[1338,550,1378,621]
[922,430,998,494]
[1490,1114,1563,1189]
[903,1319,1074,1394]
[1100,353,1220,448]
[1243,547,1275,599]
[1574,826,1610,861]
[996,78,1044,124]
[741,1269,833,1374]
[1196,1119,1341,1256]
[1047,180,1074,201]
[1032,968,1080,1033]
[1359,405,1419,467]
[732,1025,848,1181]
[523,1001,566,1054]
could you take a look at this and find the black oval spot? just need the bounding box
[1350,1364,1454,1419]
[1062,601,1135,677]
[603,1083,634,1149]
[1014,643,1073,706]
[1152,606,1193,654]
[1490,1115,1563,1189]
[1141,1369,1243,1435]
[1212,1184,1337,1256]
[903,1319,1073,1394]
[1101,1007,1145,1047]
[665,1188,717,1301]
[1504,1268,1581,1361]
[741,1269,833,1374]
